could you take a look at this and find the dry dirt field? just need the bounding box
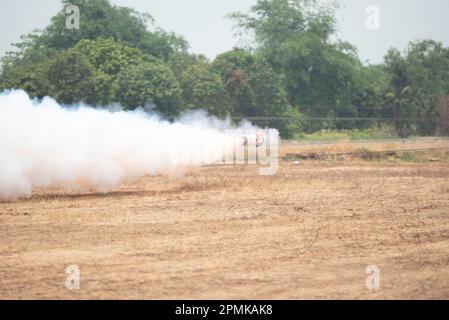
[1,138,449,299]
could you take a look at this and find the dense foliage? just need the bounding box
[1,0,449,138]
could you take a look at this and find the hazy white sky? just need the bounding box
[0,0,448,64]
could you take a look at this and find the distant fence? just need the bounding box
[159,114,444,138]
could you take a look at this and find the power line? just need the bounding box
[284,147,449,159]
[231,117,407,121]
[283,137,449,146]
[162,116,411,121]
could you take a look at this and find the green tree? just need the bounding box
[230,0,359,119]
[47,50,98,104]
[115,61,182,114]
[168,52,231,117]
[247,57,288,117]
[212,50,300,137]
[384,40,449,135]
[350,64,391,130]
[73,38,149,76]
[211,49,255,117]
[177,64,230,117]
[24,0,188,61]
[0,45,57,99]
[168,52,209,78]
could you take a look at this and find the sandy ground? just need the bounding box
[1,139,449,299]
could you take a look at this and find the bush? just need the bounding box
[434,96,449,136]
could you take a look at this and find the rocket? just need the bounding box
[241,131,265,147]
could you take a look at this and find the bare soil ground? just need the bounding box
[1,138,449,299]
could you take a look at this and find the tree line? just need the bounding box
[1,0,449,138]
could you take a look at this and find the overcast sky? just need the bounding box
[0,0,448,64]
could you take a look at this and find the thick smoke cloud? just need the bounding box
[0,90,253,201]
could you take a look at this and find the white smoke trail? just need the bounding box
[0,90,257,201]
